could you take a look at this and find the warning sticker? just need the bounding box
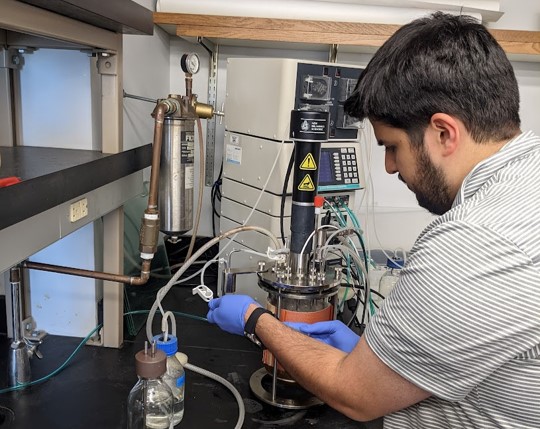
[299,153,317,170]
[298,174,315,191]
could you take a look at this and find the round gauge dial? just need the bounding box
[181,53,200,74]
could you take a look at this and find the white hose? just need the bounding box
[183,117,206,262]
[146,225,280,343]
[185,362,245,429]
[167,137,287,289]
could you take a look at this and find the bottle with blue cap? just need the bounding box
[153,334,185,426]
[378,257,405,301]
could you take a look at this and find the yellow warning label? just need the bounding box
[298,174,315,191]
[299,153,317,170]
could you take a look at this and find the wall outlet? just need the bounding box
[69,198,88,222]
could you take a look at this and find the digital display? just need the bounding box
[316,147,361,192]
[318,150,334,184]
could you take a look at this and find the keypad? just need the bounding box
[338,148,359,183]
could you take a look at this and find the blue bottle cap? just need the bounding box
[386,258,404,269]
[153,334,178,356]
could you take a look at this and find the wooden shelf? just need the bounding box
[154,12,540,60]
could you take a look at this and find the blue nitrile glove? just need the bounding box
[207,295,260,336]
[285,320,360,353]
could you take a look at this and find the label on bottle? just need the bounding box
[177,373,185,388]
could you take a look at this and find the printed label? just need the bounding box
[226,144,242,165]
[181,131,195,163]
[185,166,194,189]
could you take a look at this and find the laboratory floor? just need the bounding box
[0,240,383,429]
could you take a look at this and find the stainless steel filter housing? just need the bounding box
[159,116,194,237]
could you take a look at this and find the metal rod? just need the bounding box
[10,267,22,342]
[198,36,220,186]
[271,292,282,402]
[8,266,31,386]
[123,90,157,104]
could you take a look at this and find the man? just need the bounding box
[207,12,540,427]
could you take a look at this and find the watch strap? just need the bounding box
[244,307,273,348]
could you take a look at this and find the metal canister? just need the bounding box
[159,116,194,238]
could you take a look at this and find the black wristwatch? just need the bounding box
[244,307,273,348]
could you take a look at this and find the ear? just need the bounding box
[426,113,461,157]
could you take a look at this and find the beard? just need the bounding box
[405,147,454,216]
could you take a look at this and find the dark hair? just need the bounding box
[344,12,521,146]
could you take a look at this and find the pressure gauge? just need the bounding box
[181,53,200,74]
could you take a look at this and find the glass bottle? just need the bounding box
[378,257,404,300]
[154,335,185,426]
[127,342,173,429]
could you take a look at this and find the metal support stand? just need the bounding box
[198,37,219,186]
[8,267,31,386]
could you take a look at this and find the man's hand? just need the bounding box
[286,320,360,353]
[207,294,260,336]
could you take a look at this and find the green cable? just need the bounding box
[369,298,376,316]
[0,323,103,394]
[326,200,370,316]
[338,204,378,313]
[339,200,361,230]
[0,309,208,394]
[324,201,347,227]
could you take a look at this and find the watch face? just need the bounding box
[181,53,200,74]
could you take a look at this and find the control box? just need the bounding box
[224,58,363,142]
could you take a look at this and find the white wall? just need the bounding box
[487,0,540,31]
[123,21,171,151]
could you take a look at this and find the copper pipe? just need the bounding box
[23,260,150,286]
[185,74,193,99]
[23,102,172,287]
[131,260,152,286]
[147,102,167,211]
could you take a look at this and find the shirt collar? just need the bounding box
[453,131,540,207]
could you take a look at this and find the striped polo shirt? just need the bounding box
[365,131,540,428]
